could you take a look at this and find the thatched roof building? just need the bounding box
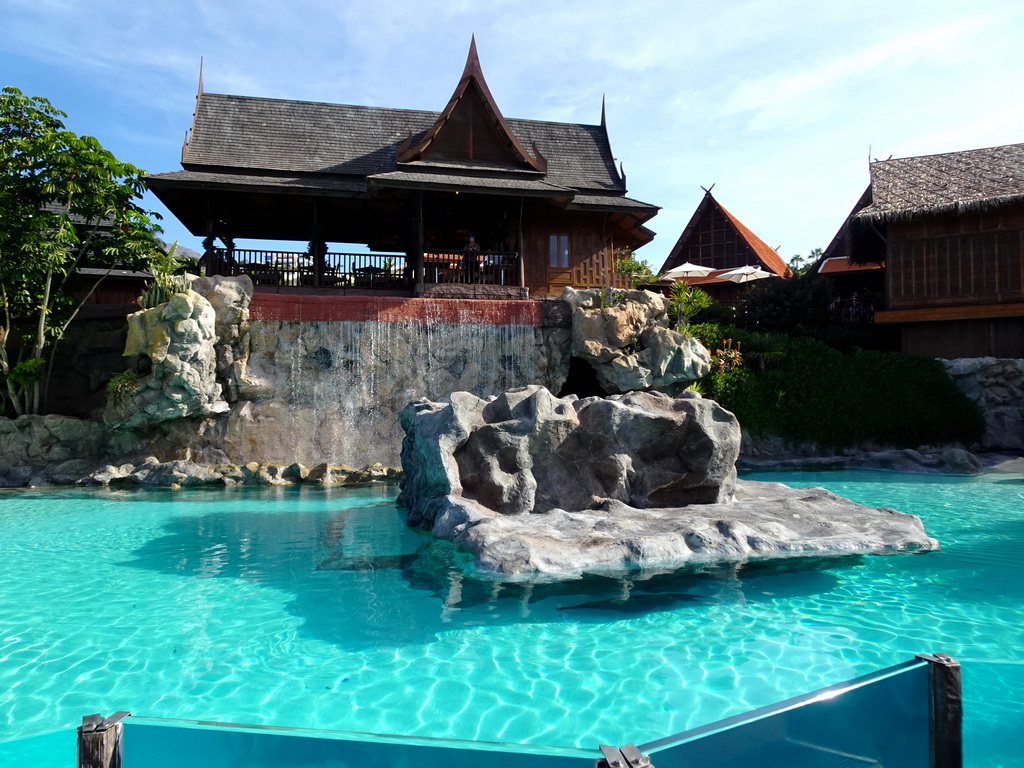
[825,142,1024,357]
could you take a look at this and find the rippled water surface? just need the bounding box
[1,471,1022,753]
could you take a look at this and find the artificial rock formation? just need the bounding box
[563,287,711,393]
[190,274,253,403]
[398,385,939,578]
[399,385,739,527]
[109,289,230,429]
[230,315,571,467]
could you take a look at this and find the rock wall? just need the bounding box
[943,357,1024,451]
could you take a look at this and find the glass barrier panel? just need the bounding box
[962,659,1024,768]
[123,719,592,768]
[0,727,75,768]
[641,659,931,768]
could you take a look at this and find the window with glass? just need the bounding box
[549,235,569,268]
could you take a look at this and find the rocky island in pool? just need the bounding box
[398,385,939,579]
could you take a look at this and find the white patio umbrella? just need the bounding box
[716,265,777,283]
[662,261,714,279]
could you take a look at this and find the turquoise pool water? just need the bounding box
[1,471,1022,754]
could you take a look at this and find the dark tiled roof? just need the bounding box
[181,93,623,193]
[368,171,572,194]
[856,142,1024,221]
[566,193,659,212]
[147,169,368,195]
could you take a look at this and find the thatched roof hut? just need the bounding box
[826,141,1024,357]
[855,142,1024,223]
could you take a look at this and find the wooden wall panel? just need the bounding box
[676,205,758,271]
[521,204,628,295]
[886,207,1024,310]
[901,317,1024,358]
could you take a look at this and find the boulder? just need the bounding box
[398,385,939,578]
[399,385,740,526]
[190,274,253,402]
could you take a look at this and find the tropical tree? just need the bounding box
[667,282,713,334]
[613,246,659,288]
[0,86,161,415]
[787,247,823,277]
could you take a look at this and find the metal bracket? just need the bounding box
[597,743,652,768]
[917,652,958,667]
[80,711,131,733]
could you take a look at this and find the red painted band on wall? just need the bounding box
[250,294,545,325]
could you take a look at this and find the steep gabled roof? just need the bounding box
[856,142,1024,222]
[717,200,790,277]
[169,95,623,193]
[660,191,790,277]
[396,37,545,172]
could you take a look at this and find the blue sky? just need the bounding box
[4,0,1023,268]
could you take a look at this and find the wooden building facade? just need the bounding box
[832,143,1024,357]
[147,40,658,299]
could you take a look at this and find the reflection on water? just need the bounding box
[122,494,853,645]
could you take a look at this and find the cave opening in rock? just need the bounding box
[557,356,608,399]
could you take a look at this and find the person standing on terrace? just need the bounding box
[463,235,481,283]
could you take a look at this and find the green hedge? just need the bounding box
[692,324,986,450]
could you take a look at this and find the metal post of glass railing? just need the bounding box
[78,711,130,768]
[917,653,962,768]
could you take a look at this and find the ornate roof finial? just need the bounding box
[396,36,545,171]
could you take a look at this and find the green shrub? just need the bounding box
[106,370,140,408]
[693,323,985,449]
[140,241,192,308]
[140,274,191,309]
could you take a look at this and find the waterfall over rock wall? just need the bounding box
[201,296,571,467]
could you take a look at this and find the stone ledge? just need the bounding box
[426,479,938,579]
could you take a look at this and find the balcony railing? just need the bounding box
[423,250,520,286]
[214,249,410,289]
[211,248,521,289]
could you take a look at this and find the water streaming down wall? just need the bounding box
[217,295,571,467]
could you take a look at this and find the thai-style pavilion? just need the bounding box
[656,190,790,299]
[146,40,658,299]
[826,143,1024,357]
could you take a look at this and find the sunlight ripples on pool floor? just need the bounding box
[0,471,1022,758]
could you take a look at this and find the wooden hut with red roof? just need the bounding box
[146,39,658,299]
[656,190,791,300]
[825,142,1024,356]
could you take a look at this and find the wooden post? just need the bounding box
[517,196,526,288]
[78,712,130,768]
[918,653,962,768]
[202,210,217,276]
[311,205,323,287]
[413,190,425,293]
